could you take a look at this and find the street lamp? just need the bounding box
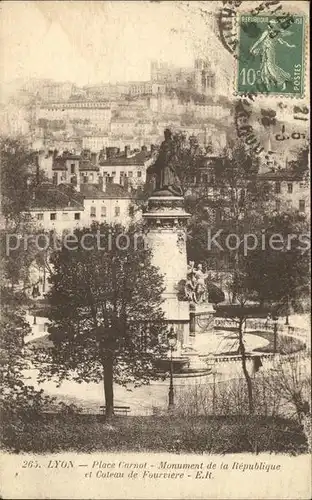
[31,284,41,325]
[273,315,279,354]
[167,326,177,409]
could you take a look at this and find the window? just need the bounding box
[299,200,305,213]
[129,206,134,217]
[115,206,120,217]
[36,213,44,221]
[89,173,94,182]
[300,182,305,189]
[62,212,69,221]
[275,200,281,211]
[202,174,208,184]
[90,206,96,218]
[275,182,281,194]
[101,206,107,217]
[287,183,293,194]
[137,170,142,178]
[74,212,80,220]
[71,163,75,174]
[128,171,133,178]
[50,213,56,221]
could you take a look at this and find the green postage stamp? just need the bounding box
[237,14,306,96]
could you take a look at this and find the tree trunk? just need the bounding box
[43,265,46,293]
[285,296,289,325]
[238,318,254,414]
[102,355,114,420]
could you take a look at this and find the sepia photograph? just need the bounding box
[0,1,311,498]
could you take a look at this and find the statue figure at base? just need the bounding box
[184,262,209,304]
[194,264,209,303]
[147,129,182,196]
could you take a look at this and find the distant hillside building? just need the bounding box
[194,58,216,96]
[150,58,221,96]
[36,101,111,131]
[38,82,73,102]
[82,134,110,152]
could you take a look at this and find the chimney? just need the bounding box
[125,145,130,158]
[99,175,106,193]
[76,173,81,192]
[82,149,91,160]
[99,148,107,161]
[91,152,97,165]
[106,147,118,159]
[126,177,132,193]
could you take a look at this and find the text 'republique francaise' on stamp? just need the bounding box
[236,13,307,98]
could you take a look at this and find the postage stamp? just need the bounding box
[236,14,306,97]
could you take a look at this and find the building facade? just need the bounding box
[27,182,138,233]
[36,101,111,131]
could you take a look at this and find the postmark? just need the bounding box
[217,1,286,59]
[236,14,306,97]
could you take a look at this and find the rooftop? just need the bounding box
[99,150,151,166]
[52,156,99,171]
[29,183,84,210]
[79,183,132,199]
[40,101,111,109]
[258,169,305,181]
[111,118,135,123]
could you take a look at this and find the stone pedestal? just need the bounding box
[143,191,191,346]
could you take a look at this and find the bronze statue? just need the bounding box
[147,129,182,195]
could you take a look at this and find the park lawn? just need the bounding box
[1,413,307,455]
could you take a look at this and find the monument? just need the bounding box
[143,130,190,348]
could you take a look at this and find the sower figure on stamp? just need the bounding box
[250,19,296,91]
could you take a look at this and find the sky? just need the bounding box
[0,1,218,86]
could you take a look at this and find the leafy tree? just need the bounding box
[244,211,310,322]
[186,140,274,275]
[0,137,47,230]
[207,283,225,305]
[289,145,309,177]
[0,285,55,431]
[260,108,277,128]
[37,223,168,419]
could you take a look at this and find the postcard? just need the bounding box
[0,1,310,498]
